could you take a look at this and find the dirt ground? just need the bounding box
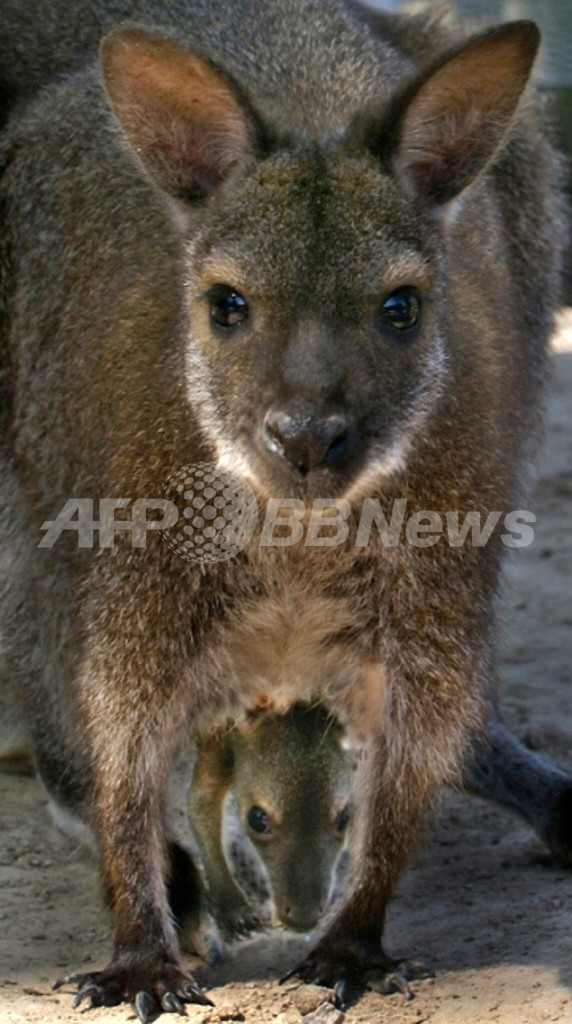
[1,313,572,1024]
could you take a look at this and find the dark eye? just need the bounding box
[336,805,351,836]
[246,805,271,836]
[208,284,249,332]
[376,286,421,335]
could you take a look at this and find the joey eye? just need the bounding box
[207,284,249,332]
[376,286,421,335]
[335,805,351,836]
[246,805,271,836]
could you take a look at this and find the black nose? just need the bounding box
[262,409,351,475]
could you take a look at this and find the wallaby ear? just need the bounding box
[390,21,540,204]
[101,28,256,202]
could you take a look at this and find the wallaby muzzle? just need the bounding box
[261,406,354,477]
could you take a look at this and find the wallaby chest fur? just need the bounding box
[0,0,567,1017]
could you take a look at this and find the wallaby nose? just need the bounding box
[262,409,351,475]
[278,900,323,933]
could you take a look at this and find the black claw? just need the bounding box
[73,983,102,1010]
[162,991,186,1016]
[369,974,394,996]
[401,958,435,982]
[333,976,356,1010]
[369,969,414,1000]
[278,965,300,985]
[393,971,414,1000]
[53,971,89,991]
[135,990,160,1024]
[180,982,214,1007]
[279,960,315,985]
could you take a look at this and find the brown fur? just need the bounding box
[0,0,566,1018]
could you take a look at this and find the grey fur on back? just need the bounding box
[0,0,411,132]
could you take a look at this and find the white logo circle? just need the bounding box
[162,463,258,563]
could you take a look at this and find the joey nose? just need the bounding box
[279,901,322,932]
[262,409,351,475]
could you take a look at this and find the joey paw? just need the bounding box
[280,933,432,1009]
[54,960,213,1022]
[179,894,261,964]
[220,904,263,940]
[180,907,228,966]
[207,890,264,942]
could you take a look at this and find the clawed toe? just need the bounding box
[72,983,103,1010]
[161,991,186,1015]
[135,990,161,1024]
[53,971,92,991]
[279,959,317,984]
[367,968,413,1000]
[332,976,356,1009]
[280,934,430,1009]
[179,981,213,1006]
[53,961,213,1020]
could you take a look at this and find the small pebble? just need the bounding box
[213,1003,245,1021]
[275,1011,302,1024]
[303,1004,344,1024]
[292,986,332,1016]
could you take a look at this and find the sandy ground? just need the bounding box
[1,314,572,1024]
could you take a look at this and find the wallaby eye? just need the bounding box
[207,284,249,332]
[246,805,271,836]
[376,286,421,335]
[335,805,351,836]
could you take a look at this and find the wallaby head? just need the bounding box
[100,21,539,501]
[195,704,354,933]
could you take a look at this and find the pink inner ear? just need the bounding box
[101,29,253,199]
[394,22,539,204]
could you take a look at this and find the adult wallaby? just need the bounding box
[0,0,566,1019]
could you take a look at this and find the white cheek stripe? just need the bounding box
[220,791,276,924]
[344,329,448,501]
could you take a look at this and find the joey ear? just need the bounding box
[390,20,540,204]
[100,28,257,202]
